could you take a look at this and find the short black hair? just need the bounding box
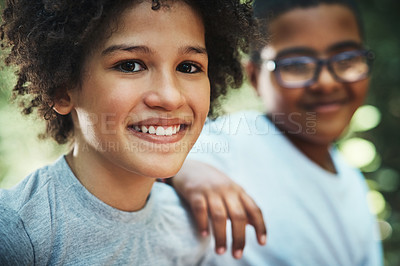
[251,0,364,62]
[1,0,259,144]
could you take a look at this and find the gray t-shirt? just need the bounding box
[0,157,209,265]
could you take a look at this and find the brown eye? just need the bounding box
[117,61,146,73]
[177,62,201,73]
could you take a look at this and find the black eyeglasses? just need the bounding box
[263,49,374,89]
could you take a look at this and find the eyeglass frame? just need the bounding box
[262,49,375,89]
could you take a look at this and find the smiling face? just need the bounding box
[61,1,210,180]
[251,4,369,146]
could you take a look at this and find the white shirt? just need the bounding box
[189,111,382,266]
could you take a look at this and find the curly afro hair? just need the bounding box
[1,0,260,144]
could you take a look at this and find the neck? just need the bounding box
[285,133,337,174]
[268,115,337,173]
[65,145,155,212]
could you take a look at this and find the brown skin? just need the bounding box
[1,0,258,145]
[1,0,261,259]
[55,1,210,212]
[173,3,369,260]
[251,4,369,172]
[173,161,266,259]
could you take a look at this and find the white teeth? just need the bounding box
[132,125,182,136]
[149,126,156,134]
[156,127,165,136]
[165,127,173,136]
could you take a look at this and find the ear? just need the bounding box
[53,91,74,115]
[245,61,260,95]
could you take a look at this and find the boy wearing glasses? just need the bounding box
[172,0,383,264]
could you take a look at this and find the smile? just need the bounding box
[302,98,349,113]
[126,117,190,144]
[131,125,182,136]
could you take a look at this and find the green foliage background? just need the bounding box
[358,0,400,264]
[0,0,399,264]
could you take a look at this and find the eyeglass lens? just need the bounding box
[331,51,369,82]
[276,50,371,88]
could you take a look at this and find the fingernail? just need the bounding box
[201,230,208,237]
[259,234,267,245]
[216,247,226,255]
[234,249,243,259]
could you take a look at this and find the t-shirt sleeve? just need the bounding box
[0,206,34,266]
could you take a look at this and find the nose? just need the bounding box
[144,70,185,111]
[308,65,341,93]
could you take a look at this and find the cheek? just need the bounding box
[72,92,137,136]
[353,80,369,102]
[257,68,304,114]
[272,89,303,115]
[190,80,210,117]
[257,71,280,111]
[348,80,369,111]
[71,108,102,141]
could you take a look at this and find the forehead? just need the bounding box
[267,4,362,55]
[96,1,205,54]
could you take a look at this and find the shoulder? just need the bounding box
[0,169,48,211]
[203,110,266,135]
[194,110,268,149]
[0,157,67,262]
[0,159,61,212]
[149,182,209,262]
[0,205,34,265]
[189,111,273,171]
[151,182,195,228]
[331,149,365,181]
[151,182,185,211]
[330,148,373,202]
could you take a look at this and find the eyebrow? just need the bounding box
[101,45,152,56]
[275,40,364,59]
[275,47,317,59]
[326,40,363,52]
[179,46,208,56]
[101,44,207,57]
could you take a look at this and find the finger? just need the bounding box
[225,195,247,259]
[207,194,227,255]
[240,193,267,245]
[188,192,209,237]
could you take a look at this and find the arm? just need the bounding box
[172,160,267,259]
[0,207,34,266]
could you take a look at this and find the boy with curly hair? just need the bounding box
[173,0,383,264]
[0,0,260,264]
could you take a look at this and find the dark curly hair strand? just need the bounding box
[1,0,259,144]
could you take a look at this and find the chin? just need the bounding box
[310,120,350,142]
[306,130,345,146]
[140,160,183,179]
[147,168,180,179]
